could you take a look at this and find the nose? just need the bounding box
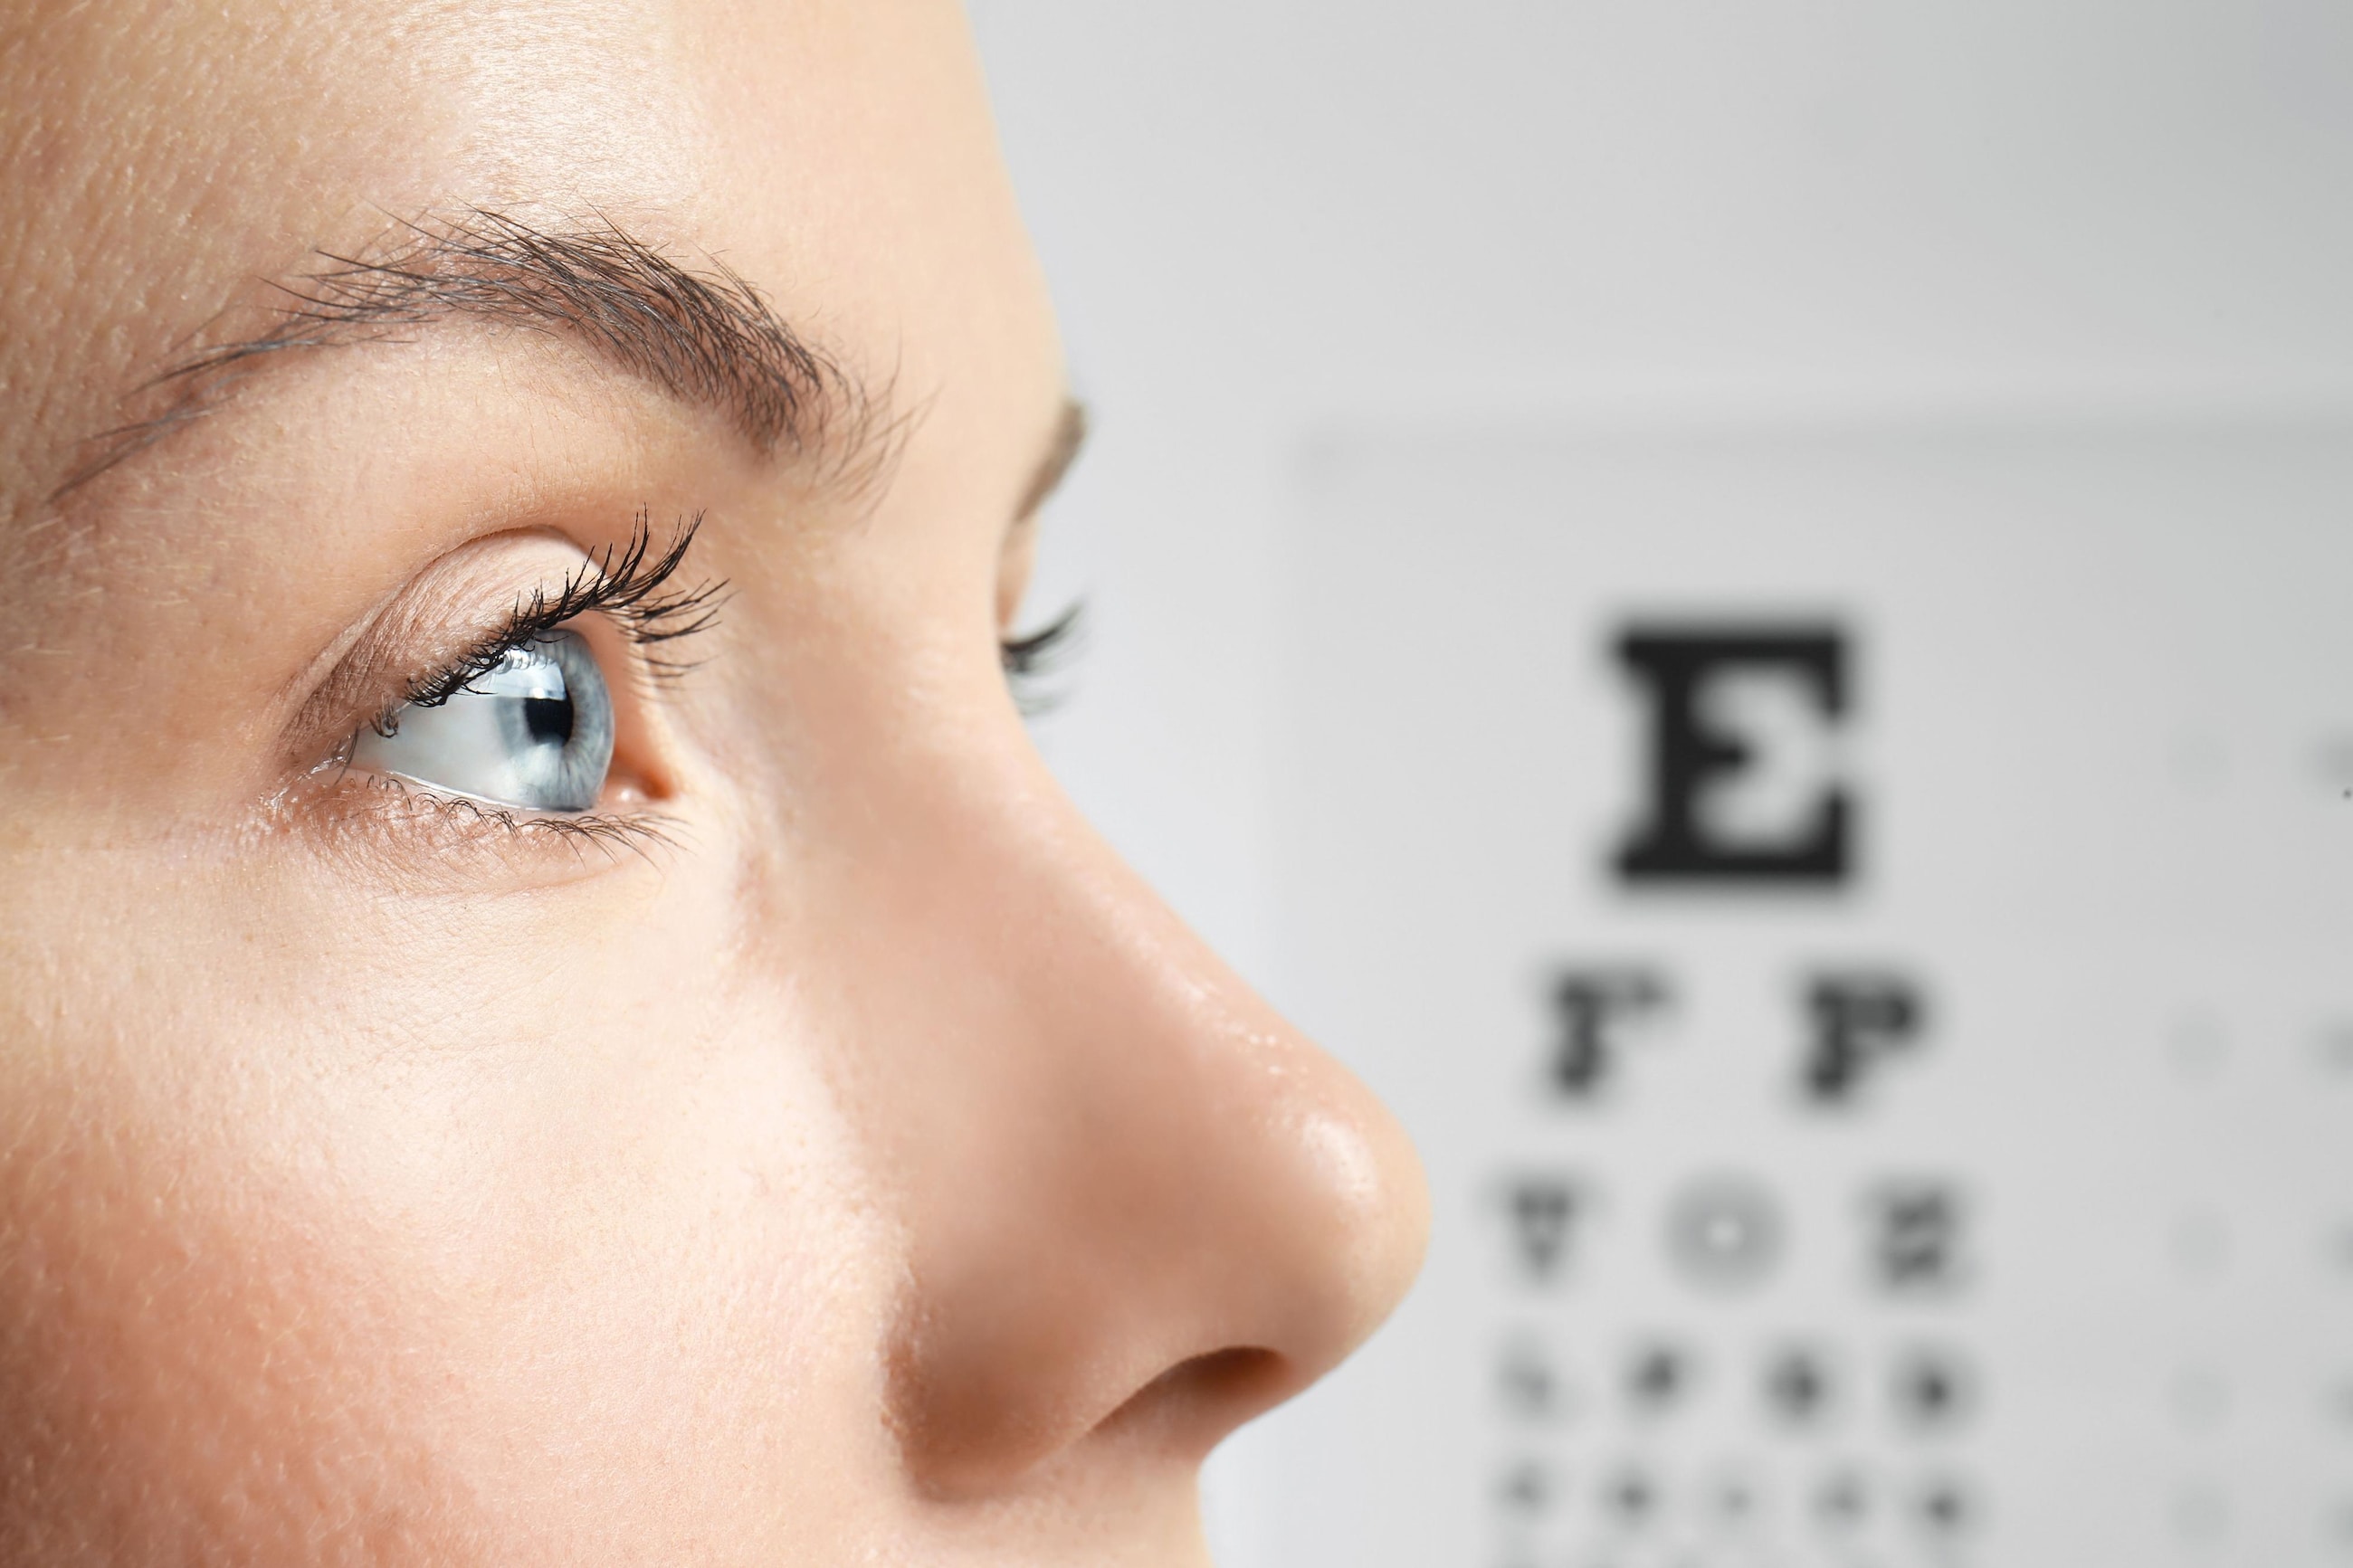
[825,731,1428,1497]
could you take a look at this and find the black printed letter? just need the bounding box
[1802,971,1927,1107]
[1614,625,1851,886]
[1548,966,1671,1100]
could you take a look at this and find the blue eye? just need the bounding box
[352,629,615,812]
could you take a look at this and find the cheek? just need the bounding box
[0,1064,486,1560]
[0,849,898,1560]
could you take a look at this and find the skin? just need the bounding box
[0,3,1427,1564]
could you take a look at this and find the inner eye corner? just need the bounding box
[602,747,679,809]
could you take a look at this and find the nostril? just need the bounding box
[1091,1346,1297,1458]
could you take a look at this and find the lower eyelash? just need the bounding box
[287,767,685,876]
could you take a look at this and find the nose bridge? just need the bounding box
[843,741,1427,1497]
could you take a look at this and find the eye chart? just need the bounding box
[1253,422,2353,1568]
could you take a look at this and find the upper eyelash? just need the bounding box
[377,509,725,736]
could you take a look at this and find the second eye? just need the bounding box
[353,629,614,813]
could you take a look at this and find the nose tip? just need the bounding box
[1255,1066,1433,1385]
[1296,1084,1434,1356]
[875,843,1429,1499]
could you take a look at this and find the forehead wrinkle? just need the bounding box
[52,209,883,504]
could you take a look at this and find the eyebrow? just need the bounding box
[55,210,880,500]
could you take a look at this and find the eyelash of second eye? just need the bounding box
[375,509,725,737]
[1000,602,1083,717]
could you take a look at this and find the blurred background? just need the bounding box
[968,5,2353,1565]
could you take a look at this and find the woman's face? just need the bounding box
[0,3,1426,1562]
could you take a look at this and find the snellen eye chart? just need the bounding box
[1253,423,2353,1568]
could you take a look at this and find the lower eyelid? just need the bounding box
[272,766,687,887]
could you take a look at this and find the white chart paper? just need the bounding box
[1260,422,2353,1568]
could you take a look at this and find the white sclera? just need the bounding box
[353,628,614,812]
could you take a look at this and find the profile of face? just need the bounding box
[0,4,1426,1562]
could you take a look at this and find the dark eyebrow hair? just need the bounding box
[54,210,881,500]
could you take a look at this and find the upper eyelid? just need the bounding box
[395,512,723,717]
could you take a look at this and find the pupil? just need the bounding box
[522,695,574,746]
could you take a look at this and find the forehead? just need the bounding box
[0,0,1058,520]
